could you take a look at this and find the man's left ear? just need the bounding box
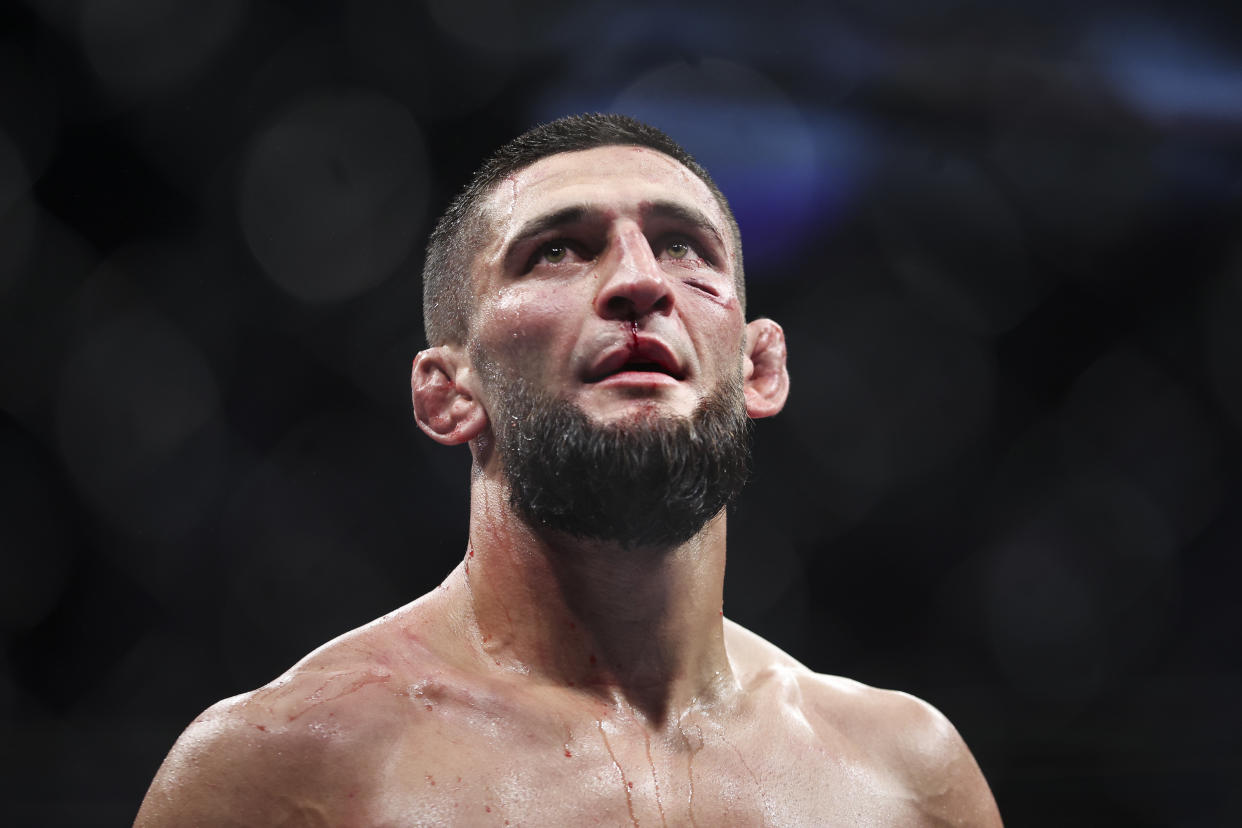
[742,318,789,419]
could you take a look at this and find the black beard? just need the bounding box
[489,373,752,549]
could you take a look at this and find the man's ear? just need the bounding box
[411,346,489,445]
[742,318,789,419]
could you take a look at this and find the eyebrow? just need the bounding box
[501,205,594,271]
[509,205,591,249]
[502,200,727,270]
[642,200,726,250]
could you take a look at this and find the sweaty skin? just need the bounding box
[136,146,1002,827]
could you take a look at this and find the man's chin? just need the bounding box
[494,377,751,550]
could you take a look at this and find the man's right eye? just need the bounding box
[522,239,595,273]
[541,244,569,264]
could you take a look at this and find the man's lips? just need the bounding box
[585,338,686,383]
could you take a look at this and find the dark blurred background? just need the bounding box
[2,1,1241,825]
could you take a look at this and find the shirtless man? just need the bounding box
[136,114,1002,826]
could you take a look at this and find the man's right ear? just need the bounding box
[411,347,489,446]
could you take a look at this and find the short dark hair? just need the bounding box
[422,113,744,346]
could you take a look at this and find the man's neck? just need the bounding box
[446,475,737,726]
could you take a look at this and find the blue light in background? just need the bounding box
[1086,15,1242,124]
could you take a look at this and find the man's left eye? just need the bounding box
[663,239,695,260]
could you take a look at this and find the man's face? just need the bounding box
[466,145,746,425]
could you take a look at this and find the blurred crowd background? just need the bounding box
[3,0,1241,825]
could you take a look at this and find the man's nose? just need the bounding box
[593,227,674,322]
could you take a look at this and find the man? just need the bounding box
[137,114,1002,826]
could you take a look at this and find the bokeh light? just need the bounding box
[870,146,1048,335]
[983,460,1181,705]
[80,0,249,101]
[345,0,513,119]
[238,88,428,304]
[55,306,222,540]
[986,87,1157,281]
[785,276,996,527]
[425,0,577,55]
[1086,13,1242,124]
[983,519,1112,704]
[217,411,416,686]
[1057,348,1224,543]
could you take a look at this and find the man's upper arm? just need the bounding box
[135,697,337,827]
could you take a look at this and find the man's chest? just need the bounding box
[359,709,922,826]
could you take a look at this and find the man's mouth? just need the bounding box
[586,339,685,383]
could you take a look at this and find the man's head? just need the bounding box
[422,113,744,348]
[411,114,789,547]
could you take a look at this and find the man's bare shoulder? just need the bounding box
[136,601,452,827]
[799,676,1003,826]
[723,618,1003,826]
